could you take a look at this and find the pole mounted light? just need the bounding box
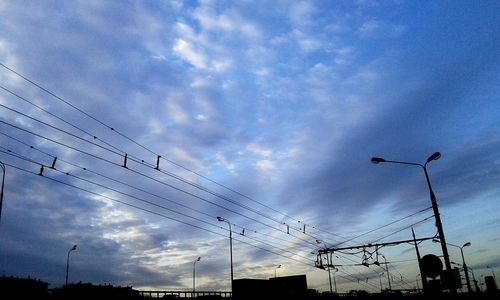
[65,244,77,286]
[217,216,233,291]
[193,256,201,294]
[371,152,456,294]
[433,240,473,293]
[275,264,282,278]
[438,241,472,293]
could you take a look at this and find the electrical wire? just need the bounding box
[0,62,348,242]
[0,147,318,262]
[0,158,317,268]
[0,94,314,238]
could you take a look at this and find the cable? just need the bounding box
[0,146,318,262]
[0,97,311,237]
[0,62,344,241]
[0,134,404,290]
[0,159,317,268]
[0,130,310,252]
[0,63,158,156]
[371,216,435,243]
[0,119,321,249]
[0,84,128,157]
[335,207,433,247]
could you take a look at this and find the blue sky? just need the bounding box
[0,0,499,293]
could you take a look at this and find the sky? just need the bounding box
[0,0,499,294]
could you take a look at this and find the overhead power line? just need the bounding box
[0,62,346,241]
[0,87,320,239]
[0,117,323,249]
[0,158,317,268]
[0,145,318,260]
[0,94,437,252]
[0,63,443,289]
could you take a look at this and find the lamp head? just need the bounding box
[426,152,441,163]
[462,242,471,248]
[196,257,201,261]
[71,245,77,250]
[277,264,282,268]
[371,157,385,164]
[217,216,224,222]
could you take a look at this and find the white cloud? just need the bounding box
[291,29,322,53]
[256,159,275,171]
[215,152,237,174]
[172,39,208,69]
[166,98,190,125]
[195,114,207,121]
[193,6,235,32]
[289,1,316,26]
[147,117,165,135]
[212,58,232,72]
[192,5,262,39]
[253,67,270,77]
[247,142,273,158]
[357,19,406,38]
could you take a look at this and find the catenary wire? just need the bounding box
[0,119,322,248]
[0,62,349,241]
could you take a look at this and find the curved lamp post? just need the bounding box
[193,257,201,294]
[217,216,233,291]
[65,244,77,286]
[432,239,473,293]
[451,241,472,293]
[371,152,455,294]
[275,264,282,278]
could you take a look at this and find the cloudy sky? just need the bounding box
[0,0,499,293]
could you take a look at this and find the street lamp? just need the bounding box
[217,216,233,291]
[433,239,472,293]
[193,257,201,294]
[316,239,333,294]
[371,152,455,293]
[380,254,392,290]
[275,264,282,278]
[65,244,77,286]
